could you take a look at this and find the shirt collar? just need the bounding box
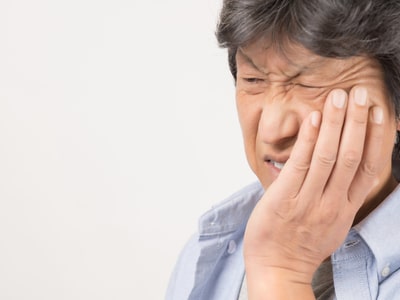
[198,182,264,237]
[354,183,400,278]
[197,180,400,269]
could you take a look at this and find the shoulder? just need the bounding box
[198,181,264,238]
[165,181,264,300]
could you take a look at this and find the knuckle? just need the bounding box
[342,151,362,169]
[316,152,337,167]
[327,116,344,127]
[352,117,368,125]
[360,160,378,177]
[321,209,339,224]
[292,160,311,172]
[349,109,369,125]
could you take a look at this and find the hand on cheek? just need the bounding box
[244,86,385,294]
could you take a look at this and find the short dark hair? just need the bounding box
[216,0,400,156]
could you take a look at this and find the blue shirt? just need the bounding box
[166,182,400,299]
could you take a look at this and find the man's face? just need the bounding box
[235,39,399,196]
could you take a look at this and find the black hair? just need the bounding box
[216,0,400,156]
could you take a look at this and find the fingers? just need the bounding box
[302,89,348,196]
[308,86,385,210]
[323,87,370,198]
[279,86,385,208]
[278,111,321,198]
[348,105,385,206]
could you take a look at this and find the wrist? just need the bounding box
[245,265,316,300]
[244,253,318,284]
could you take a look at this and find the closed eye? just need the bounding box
[243,78,265,84]
[296,83,322,89]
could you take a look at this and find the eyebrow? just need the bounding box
[237,47,323,81]
[237,47,308,79]
[237,48,269,75]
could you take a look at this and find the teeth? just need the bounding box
[273,161,285,170]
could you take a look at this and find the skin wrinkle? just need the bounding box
[235,40,399,222]
[239,45,383,91]
[237,51,388,120]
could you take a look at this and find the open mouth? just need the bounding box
[266,160,286,170]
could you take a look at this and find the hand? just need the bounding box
[244,87,385,298]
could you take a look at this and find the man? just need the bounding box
[166,1,400,299]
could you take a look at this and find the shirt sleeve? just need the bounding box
[165,233,200,300]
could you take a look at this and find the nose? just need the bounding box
[258,98,299,146]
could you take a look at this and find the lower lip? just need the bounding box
[265,161,282,175]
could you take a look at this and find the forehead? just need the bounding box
[239,39,320,71]
[237,38,370,82]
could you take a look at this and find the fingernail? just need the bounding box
[372,106,383,124]
[354,87,367,106]
[332,90,346,108]
[311,111,321,128]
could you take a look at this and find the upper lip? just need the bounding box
[263,155,290,164]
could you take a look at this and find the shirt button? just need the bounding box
[381,265,391,277]
[227,240,237,254]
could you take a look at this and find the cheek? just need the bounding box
[236,93,262,145]
[235,92,264,173]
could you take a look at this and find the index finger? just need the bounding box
[277,110,321,198]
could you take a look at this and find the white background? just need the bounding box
[0,0,256,299]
